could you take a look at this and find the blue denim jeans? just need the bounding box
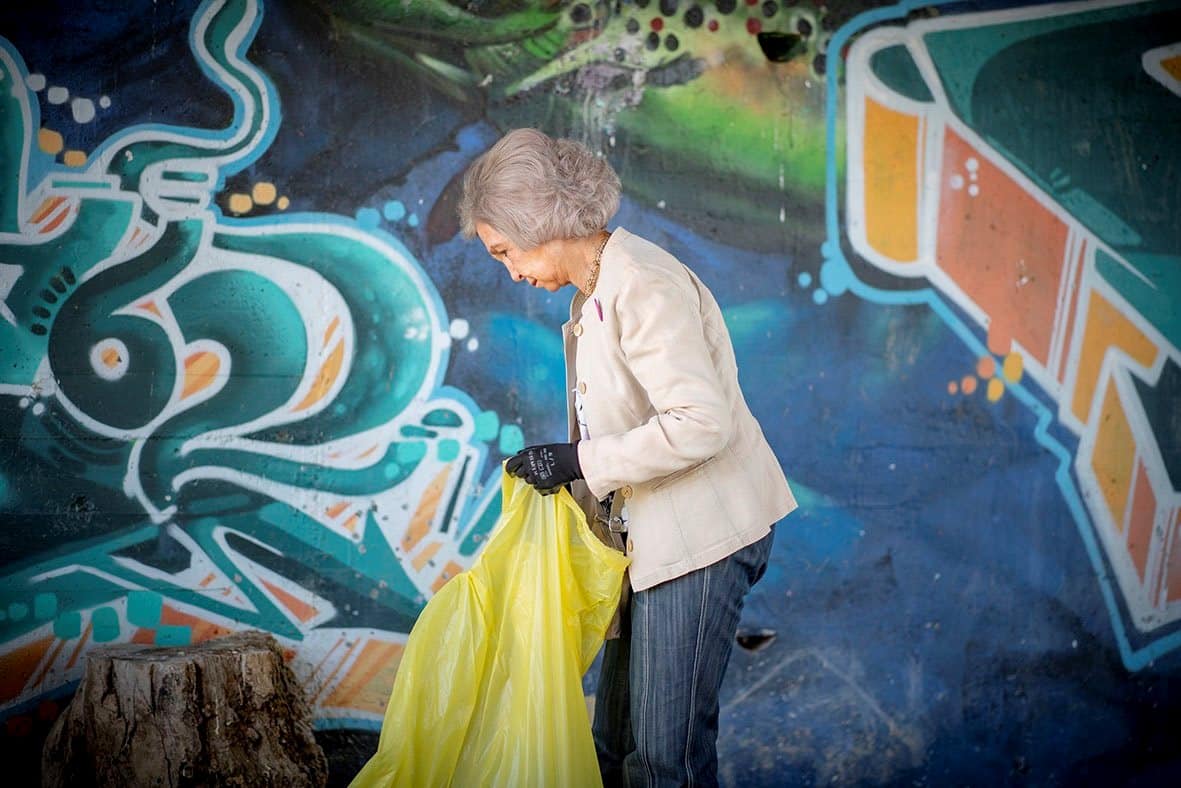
[592,529,775,787]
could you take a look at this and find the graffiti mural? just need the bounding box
[839,0,1181,666]
[3,0,1181,784]
[0,0,506,734]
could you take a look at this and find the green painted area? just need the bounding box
[33,593,57,620]
[255,505,424,630]
[7,602,28,621]
[498,424,524,455]
[628,85,831,195]
[423,408,463,428]
[213,230,439,434]
[1096,250,1181,350]
[437,439,461,462]
[155,625,192,646]
[0,197,137,386]
[921,1,1172,125]
[92,607,121,643]
[458,490,503,557]
[396,441,427,464]
[308,0,560,46]
[870,45,933,103]
[127,590,163,628]
[474,410,500,442]
[53,611,82,640]
[0,54,26,233]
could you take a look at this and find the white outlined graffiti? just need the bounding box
[0,0,504,729]
[838,0,1181,662]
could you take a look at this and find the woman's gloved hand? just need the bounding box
[506,443,583,495]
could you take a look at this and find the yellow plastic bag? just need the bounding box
[350,471,630,788]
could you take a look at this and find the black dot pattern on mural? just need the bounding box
[50,275,66,293]
[715,0,736,14]
[571,3,592,23]
[660,0,679,15]
[32,306,50,319]
[31,324,47,336]
[797,18,812,37]
[626,17,640,33]
[684,5,704,26]
[762,1,778,18]
[665,33,680,50]
[40,288,57,304]
[61,267,76,285]
[615,47,627,61]
[813,53,826,74]
[646,31,660,50]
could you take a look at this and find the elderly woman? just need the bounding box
[459,128,796,787]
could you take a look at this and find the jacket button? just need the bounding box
[577,381,587,394]
[626,538,634,553]
[621,485,633,499]
[571,323,583,337]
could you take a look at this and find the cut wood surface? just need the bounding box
[42,630,327,787]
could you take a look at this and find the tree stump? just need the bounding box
[41,630,327,788]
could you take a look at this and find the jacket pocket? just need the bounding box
[651,454,717,491]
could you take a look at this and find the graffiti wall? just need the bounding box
[1,0,1178,784]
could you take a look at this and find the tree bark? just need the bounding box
[41,630,327,787]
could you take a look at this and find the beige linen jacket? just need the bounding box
[566,228,797,592]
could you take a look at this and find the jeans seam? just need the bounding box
[685,567,710,785]
[638,595,654,788]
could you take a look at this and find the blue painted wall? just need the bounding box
[1,1,1178,784]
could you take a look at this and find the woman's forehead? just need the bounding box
[475,222,510,248]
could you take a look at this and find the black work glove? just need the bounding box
[505,442,583,495]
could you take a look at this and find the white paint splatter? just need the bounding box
[26,73,46,91]
[99,95,111,109]
[47,86,68,104]
[449,318,470,340]
[71,97,96,124]
[466,337,479,352]
[949,174,964,190]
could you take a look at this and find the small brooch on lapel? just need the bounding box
[594,297,603,321]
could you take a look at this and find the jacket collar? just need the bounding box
[567,227,626,323]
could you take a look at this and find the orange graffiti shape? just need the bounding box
[863,98,922,263]
[0,636,55,701]
[1092,383,1136,530]
[294,340,344,412]
[936,129,1068,364]
[182,351,221,399]
[261,579,320,624]
[1127,459,1156,582]
[322,640,405,715]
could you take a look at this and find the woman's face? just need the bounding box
[475,222,569,292]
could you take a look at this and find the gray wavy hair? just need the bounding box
[458,128,621,249]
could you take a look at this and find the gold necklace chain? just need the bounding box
[582,231,611,296]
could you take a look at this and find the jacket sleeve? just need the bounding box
[577,265,732,499]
